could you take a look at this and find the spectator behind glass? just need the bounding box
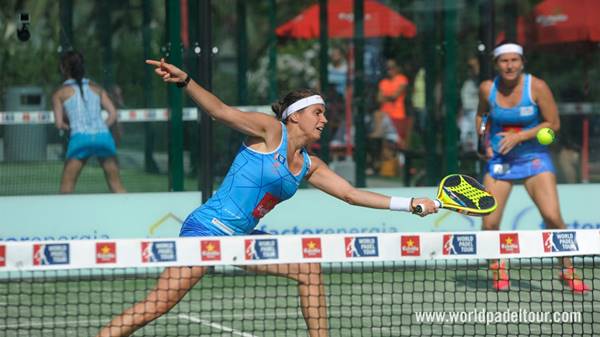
[327,46,348,97]
[366,98,400,177]
[377,59,409,150]
[411,67,426,133]
[326,46,348,150]
[458,56,480,153]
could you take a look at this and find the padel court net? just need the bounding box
[1,230,598,336]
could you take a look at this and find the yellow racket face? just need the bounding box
[437,174,497,216]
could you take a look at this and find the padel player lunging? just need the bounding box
[96,58,439,337]
[477,41,589,293]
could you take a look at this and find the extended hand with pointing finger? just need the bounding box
[146,58,188,84]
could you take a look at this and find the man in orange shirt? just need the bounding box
[377,59,409,149]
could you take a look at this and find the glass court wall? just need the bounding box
[0,0,598,195]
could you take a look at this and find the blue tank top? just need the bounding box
[189,122,312,235]
[62,78,108,135]
[488,74,545,158]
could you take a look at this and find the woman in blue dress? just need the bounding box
[96,58,439,337]
[477,41,589,293]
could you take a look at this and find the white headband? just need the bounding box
[282,95,325,120]
[493,43,523,58]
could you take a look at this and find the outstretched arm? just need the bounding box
[305,156,438,216]
[146,58,279,140]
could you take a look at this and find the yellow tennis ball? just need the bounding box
[536,127,555,145]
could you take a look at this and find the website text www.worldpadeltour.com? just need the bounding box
[414,308,582,325]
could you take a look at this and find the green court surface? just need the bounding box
[0,162,198,195]
[0,162,405,196]
[1,263,598,337]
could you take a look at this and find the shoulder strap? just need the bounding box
[487,77,499,106]
[278,122,288,157]
[522,74,536,106]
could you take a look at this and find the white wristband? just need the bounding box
[389,196,413,212]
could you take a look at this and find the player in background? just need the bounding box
[52,50,126,193]
[476,41,589,293]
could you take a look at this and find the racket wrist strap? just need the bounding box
[389,196,413,212]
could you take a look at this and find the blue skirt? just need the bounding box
[487,151,555,180]
[66,132,116,160]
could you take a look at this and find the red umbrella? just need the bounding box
[529,0,600,45]
[499,0,600,46]
[275,0,416,39]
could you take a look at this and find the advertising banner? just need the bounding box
[1,185,598,241]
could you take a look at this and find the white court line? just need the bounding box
[178,314,258,337]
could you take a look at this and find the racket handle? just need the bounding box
[414,200,442,215]
[478,115,488,156]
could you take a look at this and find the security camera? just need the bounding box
[17,12,30,42]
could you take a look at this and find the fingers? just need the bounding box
[147,58,187,84]
[153,68,174,82]
[413,198,439,217]
[151,65,177,82]
[145,59,160,66]
[147,58,171,73]
[499,137,517,154]
[497,132,522,154]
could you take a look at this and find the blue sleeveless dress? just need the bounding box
[180,122,312,236]
[486,74,555,180]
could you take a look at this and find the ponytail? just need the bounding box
[61,51,86,100]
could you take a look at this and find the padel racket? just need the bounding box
[415,174,497,216]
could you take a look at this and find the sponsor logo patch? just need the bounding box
[345,236,379,257]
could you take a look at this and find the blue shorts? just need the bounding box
[487,151,555,180]
[179,213,267,237]
[67,132,116,160]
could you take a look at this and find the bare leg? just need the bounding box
[481,173,513,231]
[96,266,208,337]
[242,263,329,337]
[523,172,571,268]
[99,157,126,193]
[482,174,513,289]
[60,159,86,193]
[523,171,589,292]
